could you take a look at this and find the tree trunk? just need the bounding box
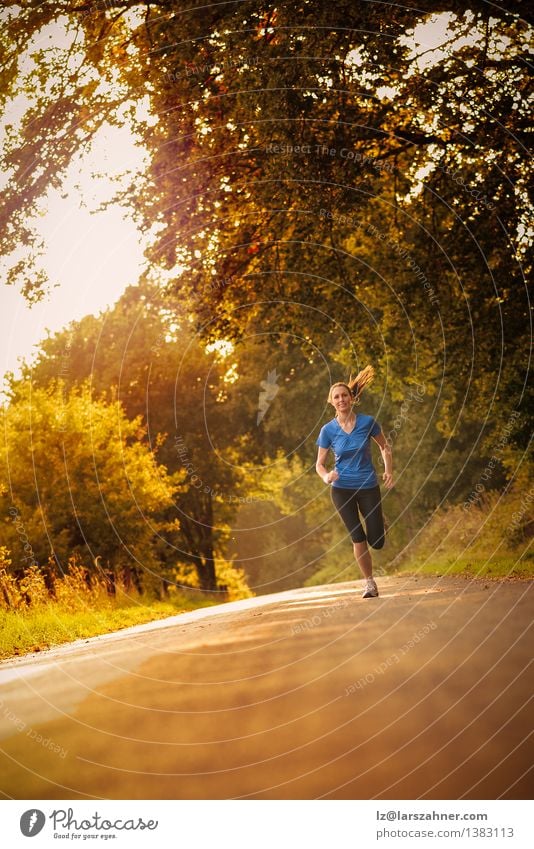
[201,550,217,592]
[179,489,218,591]
[193,552,217,592]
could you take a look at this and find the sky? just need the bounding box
[0,121,147,392]
[0,11,473,394]
[0,10,149,395]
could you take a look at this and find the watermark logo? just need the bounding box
[20,809,45,837]
[344,621,437,694]
[8,504,39,569]
[50,808,158,834]
[291,598,349,635]
[384,383,426,448]
[257,369,280,424]
[463,409,521,511]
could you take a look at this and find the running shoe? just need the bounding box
[362,577,379,598]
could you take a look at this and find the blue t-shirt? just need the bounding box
[316,414,381,489]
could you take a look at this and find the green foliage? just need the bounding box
[173,558,253,601]
[0,380,176,587]
[227,499,325,594]
[0,3,531,594]
[0,547,239,659]
[0,589,218,661]
[0,3,530,443]
[231,450,368,592]
[9,280,263,590]
[394,465,534,578]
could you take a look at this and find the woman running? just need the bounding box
[315,366,393,598]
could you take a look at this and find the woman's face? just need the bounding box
[330,385,352,413]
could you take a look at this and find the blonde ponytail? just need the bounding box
[327,364,375,406]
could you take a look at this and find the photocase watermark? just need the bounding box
[257,369,280,424]
[206,273,238,293]
[320,209,439,304]
[291,597,349,635]
[435,161,495,211]
[174,436,269,502]
[463,410,521,511]
[54,331,73,432]
[7,504,38,569]
[266,142,394,175]
[366,222,439,304]
[50,807,158,834]
[384,383,426,449]
[150,326,169,356]
[80,0,116,16]
[20,809,46,837]
[175,435,222,498]
[226,494,270,503]
[344,621,437,694]
[19,806,159,838]
[0,697,68,759]
[507,485,534,534]
[165,54,262,83]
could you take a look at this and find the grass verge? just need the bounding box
[0,591,218,662]
[395,553,533,580]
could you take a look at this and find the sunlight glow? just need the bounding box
[205,340,235,359]
[222,363,239,384]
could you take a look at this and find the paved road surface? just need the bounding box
[0,575,531,799]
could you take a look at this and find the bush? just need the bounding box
[0,552,126,612]
[173,559,253,601]
[0,549,238,659]
[0,546,23,609]
[395,470,534,578]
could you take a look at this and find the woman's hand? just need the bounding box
[324,470,339,485]
[371,432,393,490]
[382,471,394,489]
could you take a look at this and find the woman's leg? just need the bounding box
[353,539,373,578]
[354,487,384,597]
[330,487,378,595]
[357,485,385,550]
[330,487,366,544]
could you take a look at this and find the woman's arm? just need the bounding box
[316,446,339,484]
[372,431,394,489]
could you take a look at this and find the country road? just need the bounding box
[0,575,532,800]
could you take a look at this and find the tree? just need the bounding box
[8,281,257,590]
[0,380,178,592]
[1,1,531,555]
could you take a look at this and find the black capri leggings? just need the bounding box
[330,485,385,548]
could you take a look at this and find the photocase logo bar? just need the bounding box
[18,807,159,837]
[20,809,45,837]
[257,369,280,424]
